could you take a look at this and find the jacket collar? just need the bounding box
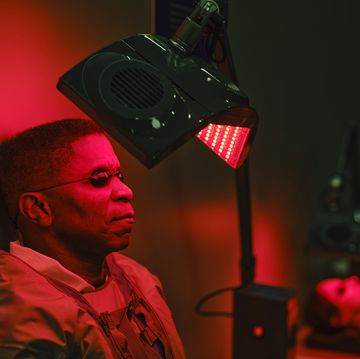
[9,241,95,293]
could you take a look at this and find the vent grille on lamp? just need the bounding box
[197,124,251,168]
[111,68,164,109]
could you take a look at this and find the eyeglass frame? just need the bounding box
[12,168,124,227]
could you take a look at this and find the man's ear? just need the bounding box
[18,192,52,227]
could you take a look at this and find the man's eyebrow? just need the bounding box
[89,165,120,175]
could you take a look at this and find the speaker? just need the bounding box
[233,284,297,359]
[308,207,360,256]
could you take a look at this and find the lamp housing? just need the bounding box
[58,33,257,168]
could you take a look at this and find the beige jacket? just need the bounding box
[0,243,185,358]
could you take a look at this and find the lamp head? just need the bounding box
[58,33,257,168]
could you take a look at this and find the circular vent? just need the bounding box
[84,53,176,127]
[110,68,164,109]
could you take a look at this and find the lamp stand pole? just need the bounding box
[213,4,256,286]
[214,3,297,357]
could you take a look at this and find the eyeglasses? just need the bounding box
[13,169,124,226]
[28,169,124,193]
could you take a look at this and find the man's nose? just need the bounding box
[110,177,133,202]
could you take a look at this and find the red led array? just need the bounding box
[196,123,251,168]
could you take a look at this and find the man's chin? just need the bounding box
[116,240,129,251]
[108,233,130,252]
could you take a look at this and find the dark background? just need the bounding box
[0,1,359,358]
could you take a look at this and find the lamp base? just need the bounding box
[233,284,297,359]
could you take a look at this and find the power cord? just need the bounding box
[195,286,235,317]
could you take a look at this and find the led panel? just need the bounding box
[196,123,251,168]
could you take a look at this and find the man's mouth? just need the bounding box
[112,214,135,223]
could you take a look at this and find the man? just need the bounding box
[306,276,360,336]
[0,119,186,358]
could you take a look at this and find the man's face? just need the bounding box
[46,133,134,258]
[317,276,360,327]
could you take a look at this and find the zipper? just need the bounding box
[100,312,132,359]
[120,273,175,359]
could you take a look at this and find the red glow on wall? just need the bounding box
[251,201,295,286]
[180,196,294,285]
[0,2,85,138]
[196,124,250,168]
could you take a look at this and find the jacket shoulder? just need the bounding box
[0,251,81,357]
[107,252,163,292]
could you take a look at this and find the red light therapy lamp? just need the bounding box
[197,125,250,169]
[196,107,257,168]
[57,33,257,168]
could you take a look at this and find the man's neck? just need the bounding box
[23,234,109,287]
[55,251,109,287]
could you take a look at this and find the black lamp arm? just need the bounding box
[170,0,221,53]
[173,0,257,286]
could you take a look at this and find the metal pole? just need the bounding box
[235,159,255,286]
[214,6,256,286]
